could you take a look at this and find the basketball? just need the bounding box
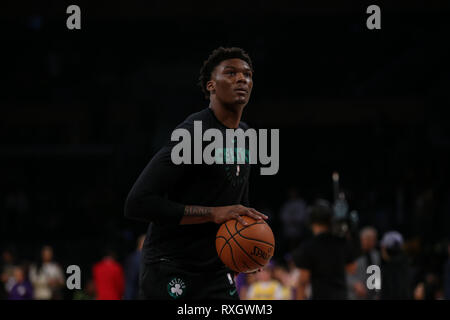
[215,216,275,273]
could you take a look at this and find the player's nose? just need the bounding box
[236,72,247,83]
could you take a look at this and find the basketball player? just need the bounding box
[125,47,267,300]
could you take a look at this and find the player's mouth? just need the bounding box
[234,88,248,95]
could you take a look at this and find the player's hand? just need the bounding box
[210,205,268,225]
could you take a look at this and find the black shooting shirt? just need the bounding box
[125,108,251,271]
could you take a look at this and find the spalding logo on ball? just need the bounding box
[216,216,275,273]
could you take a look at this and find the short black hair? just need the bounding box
[198,47,253,99]
[308,199,333,227]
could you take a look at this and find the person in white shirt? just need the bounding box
[29,245,65,300]
[246,263,291,300]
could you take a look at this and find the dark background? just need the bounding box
[1,0,450,288]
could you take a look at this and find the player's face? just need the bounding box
[208,58,253,107]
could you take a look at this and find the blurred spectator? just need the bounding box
[380,231,413,299]
[271,261,296,299]
[414,272,443,300]
[29,245,65,300]
[245,263,290,300]
[292,200,357,300]
[283,254,301,297]
[92,248,125,300]
[347,226,381,300]
[8,265,33,300]
[124,234,145,300]
[1,247,18,299]
[279,189,309,253]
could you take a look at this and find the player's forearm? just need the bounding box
[124,192,184,224]
[179,205,213,224]
[124,193,214,225]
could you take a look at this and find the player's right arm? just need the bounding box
[124,144,186,225]
[181,205,267,226]
[124,145,266,226]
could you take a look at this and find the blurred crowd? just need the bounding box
[1,190,450,300]
[0,236,145,300]
[234,190,450,300]
[236,227,450,300]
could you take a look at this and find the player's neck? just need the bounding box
[209,100,244,129]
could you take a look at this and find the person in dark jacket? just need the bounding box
[379,231,412,299]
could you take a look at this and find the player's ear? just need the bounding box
[206,80,215,95]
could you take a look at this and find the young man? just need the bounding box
[124,47,267,300]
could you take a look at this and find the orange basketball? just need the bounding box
[215,216,275,273]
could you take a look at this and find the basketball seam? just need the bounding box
[216,219,272,272]
[235,232,275,248]
[228,241,239,272]
[223,224,246,272]
[216,220,265,251]
[225,223,264,268]
[232,220,266,235]
[216,235,240,272]
[216,235,229,257]
[233,219,275,247]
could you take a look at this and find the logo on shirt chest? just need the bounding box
[215,147,249,165]
[215,147,249,187]
[170,121,279,175]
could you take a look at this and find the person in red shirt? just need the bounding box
[92,249,125,300]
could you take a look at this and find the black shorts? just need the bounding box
[139,260,240,300]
